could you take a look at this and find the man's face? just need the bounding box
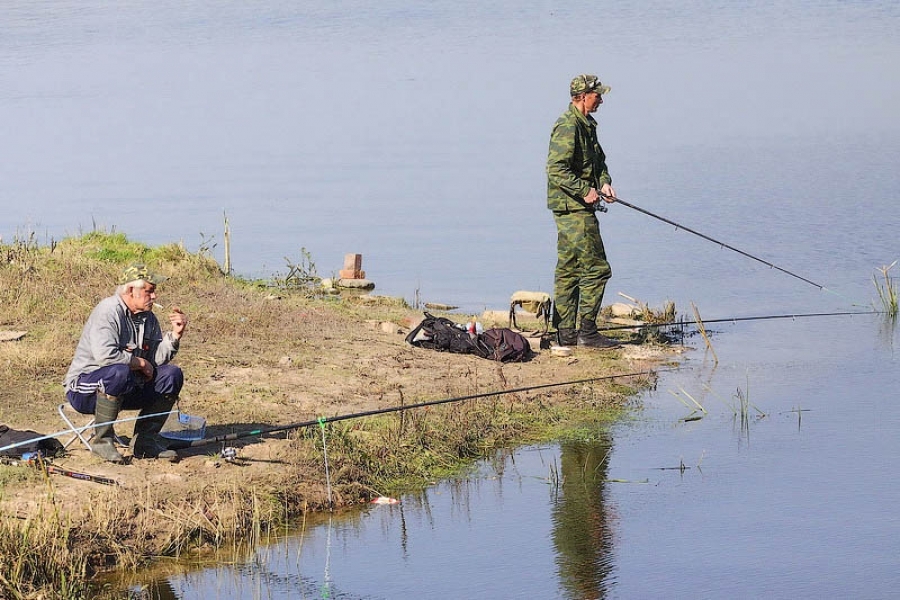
[128,283,157,313]
[584,91,603,113]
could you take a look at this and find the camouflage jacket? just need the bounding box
[546,104,611,213]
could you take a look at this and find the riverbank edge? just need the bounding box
[0,233,680,598]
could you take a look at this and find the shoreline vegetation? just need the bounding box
[0,231,679,598]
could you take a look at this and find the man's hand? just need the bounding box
[600,183,617,203]
[130,355,155,381]
[169,307,188,340]
[584,187,601,204]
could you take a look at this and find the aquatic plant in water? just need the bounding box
[873,261,898,317]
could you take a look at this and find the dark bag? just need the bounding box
[479,328,535,362]
[406,312,490,358]
[0,424,65,458]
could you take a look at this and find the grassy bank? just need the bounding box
[0,231,670,598]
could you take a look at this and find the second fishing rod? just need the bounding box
[166,368,669,451]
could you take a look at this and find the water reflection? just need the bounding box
[124,440,623,599]
[135,579,178,600]
[552,439,615,600]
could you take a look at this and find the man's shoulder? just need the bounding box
[89,294,125,320]
[551,109,578,136]
[94,294,121,310]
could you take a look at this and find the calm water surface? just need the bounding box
[3,1,899,598]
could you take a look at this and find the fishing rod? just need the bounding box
[598,310,881,332]
[603,195,827,290]
[168,368,671,451]
[0,455,119,486]
[0,410,175,457]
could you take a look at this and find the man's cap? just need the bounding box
[118,264,166,286]
[570,74,611,97]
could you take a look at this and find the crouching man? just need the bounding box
[64,265,188,463]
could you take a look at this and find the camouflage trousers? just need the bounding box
[552,210,612,330]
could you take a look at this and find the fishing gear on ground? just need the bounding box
[0,453,120,486]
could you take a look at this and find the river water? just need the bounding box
[3,1,899,598]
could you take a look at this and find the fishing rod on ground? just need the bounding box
[601,195,828,291]
[597,310,884,333]
[167,368,672,451]
[0,454,120,486]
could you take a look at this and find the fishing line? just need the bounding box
[321,514,333,600]
[167,368,672,451]
[605,195,828,291]
[318,417,333,510]
[597,310,883,332]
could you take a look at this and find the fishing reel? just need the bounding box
[221,446,237,463]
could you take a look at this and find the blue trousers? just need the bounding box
[66,363,183,415]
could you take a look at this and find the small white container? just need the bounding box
[550,345,573,357]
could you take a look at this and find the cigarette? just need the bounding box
[153,303,164,310]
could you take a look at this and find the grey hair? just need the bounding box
[117,279,148,294]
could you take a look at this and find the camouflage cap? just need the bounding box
[570,74,611,97]
[118,264,166,286]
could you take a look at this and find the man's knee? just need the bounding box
[154,364,184,396]
[583,258,612,282]
[95,363,135,397]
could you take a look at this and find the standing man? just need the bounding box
[64,265,188,462]
[546,73,621,349]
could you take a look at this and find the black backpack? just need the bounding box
[405,313,534,362]
[405,312,489,358]
[480,328,535,363]
[0,425,65,458]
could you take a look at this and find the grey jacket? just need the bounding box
[64,294,179,391]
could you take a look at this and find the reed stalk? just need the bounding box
[873,261,898,316]
[691,302,717,364]
[670,386,707,421]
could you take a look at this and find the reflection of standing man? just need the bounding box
[553,439,615,598]
[547,74,620,349]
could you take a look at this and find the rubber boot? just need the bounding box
[557,328,578,347]
[577,320,622,350]
[131,395,178,461]
[92,394,125,463]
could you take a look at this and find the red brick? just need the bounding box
[343,254,363,271]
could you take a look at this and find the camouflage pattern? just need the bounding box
[569,74,611,97]
[551,211,612,329]
[546,104,611,213]
[547,99,614,330]
[118,264,166,285]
